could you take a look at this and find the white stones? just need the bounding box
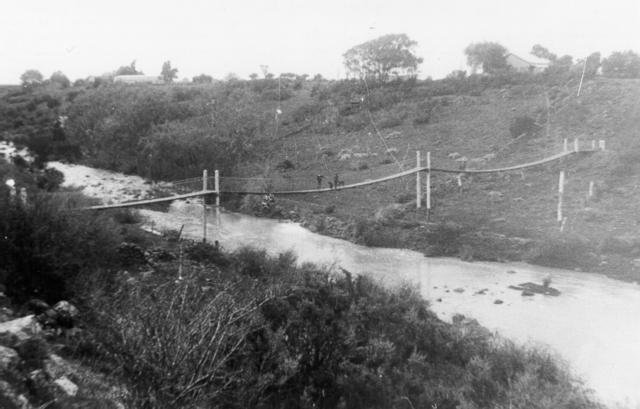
[54,376,78,397]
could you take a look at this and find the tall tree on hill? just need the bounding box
[464,42,509,74]
[601,50,640,78]
[50,71,71,88]
[530,44,557,62]
[161,61,178,83]
[343,33,423,81]
[115,60,143,76]
[20,69,44,88]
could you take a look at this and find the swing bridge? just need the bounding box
[82,139,604,212]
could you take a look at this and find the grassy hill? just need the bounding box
[1,74,639,279]
[237,77,640,280]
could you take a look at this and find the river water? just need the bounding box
[39,158,640,408]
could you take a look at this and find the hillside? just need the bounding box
[234,77,640,280]
[1,75,639,279]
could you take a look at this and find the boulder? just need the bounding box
[0,345,19,372]
[0,316,42,348]
[494,299,504,304]
[52,301,79,327]
[53,376,78,397]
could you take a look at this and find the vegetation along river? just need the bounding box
[50,159,640,409]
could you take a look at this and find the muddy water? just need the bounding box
[46,159,640,408]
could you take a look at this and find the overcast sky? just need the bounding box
[1,0,639,84]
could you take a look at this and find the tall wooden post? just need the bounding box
[416,151,422,209]
[557,171,565,230]
[426,151,431,221]
[574,138,579,152]
[588,181,595,200]
[214,170,220,223]
[202,169,208,243]
[563,138,568,153]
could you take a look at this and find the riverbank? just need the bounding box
[224,193,640,283]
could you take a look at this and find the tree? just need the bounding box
[530,44,557,61]
[583,52,601,78]
[249,73,259,80]
[20,69,44,88]
[161,61,178,83]
[601,50,640,78]
[464,42,509,74]
[116,60,143,76]
[343,33,423,81]
[193,74,213,84]
[50,71,70,88]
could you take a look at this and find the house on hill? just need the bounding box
[113,75,164,85]
[505,53,550,73]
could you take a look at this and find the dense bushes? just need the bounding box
[0,181,122,303]
[79,247,601,409]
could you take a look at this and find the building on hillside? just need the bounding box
[113,75,164,84]
[505,53,550,73]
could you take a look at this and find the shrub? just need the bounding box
[350,160,369,170]
[275,159,295,171]
[0,189,122,303]
[509,116,540,138]
[377,116,403,129]
[185,240,228,266]
[413,113,431,125]
[110,208,141,224]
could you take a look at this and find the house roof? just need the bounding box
[506,53,550,67]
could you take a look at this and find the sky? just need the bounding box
[1,0,639,84]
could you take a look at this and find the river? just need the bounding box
[35,157,640,409]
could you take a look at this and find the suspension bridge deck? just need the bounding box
[82,149,595,211]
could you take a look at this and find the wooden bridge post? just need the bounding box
[416,151,422,209]
[574,138,579,152]
[202,169,208,242]
[557,171,565,230]
[214,170,220,224]
[563,139,568,153]
[426,151,431,221]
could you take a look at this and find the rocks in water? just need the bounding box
[474,288,488,295]
[506,270,517,274]
[508,282,561,296]
[436,298,442,302]
[453,288,465,293]
[494,299,504,305]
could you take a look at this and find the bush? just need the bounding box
[79,249,599,409]
[602,50,640,78]
[509,116,540,138]
[377,116,403,129]
[110,208,141,224]
[0,189,122,303]
[185,241,228,266]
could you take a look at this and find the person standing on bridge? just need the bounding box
[316,174,324,189]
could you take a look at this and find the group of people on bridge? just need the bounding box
[317,174,344,190]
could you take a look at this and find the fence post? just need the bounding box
[588,181,594,200]
[557,171,565,230]
[416,151,421,209]
[202,169,208,243]
[426,151,431,221]
[563,138,568,153]
[574,138,579,152]
[215,170,220,224]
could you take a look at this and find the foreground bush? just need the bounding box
[0,163,122,302]
[80,247,601,409]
